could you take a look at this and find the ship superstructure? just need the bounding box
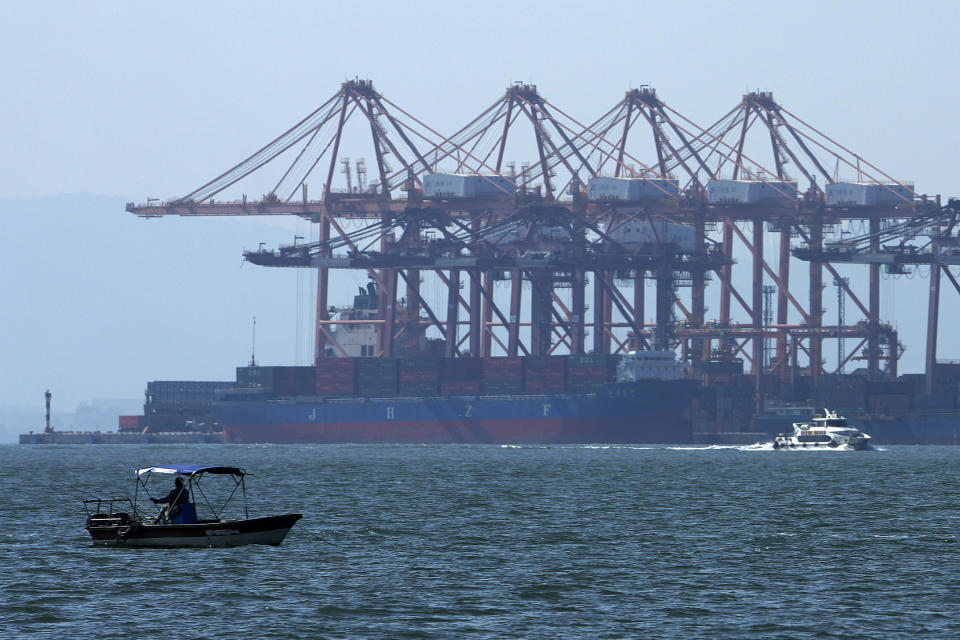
[325,283,380,358]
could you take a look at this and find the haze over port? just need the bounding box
[2,1,959,439]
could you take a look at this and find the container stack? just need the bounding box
[118,415,144,432]
[482,357,524,394]
[316,359,357,396]
[813,375,866,411]
[148,380,235,407]
[288,367,319,396]
[357,358,398,397]
[866,379,912,414]
[144,380,234,432]
[236,366,304,394]
[440,358,482,395]
[524,356,566,393]
[566,353,617,393]
[398,358,440,396]
[902,373,955,411]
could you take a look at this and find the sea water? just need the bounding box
[2,443,960,639]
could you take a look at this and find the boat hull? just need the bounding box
[215,381,698,444]
[772,438,871,451]
[87,514,302,548]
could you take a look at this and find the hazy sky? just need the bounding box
[2,1,959,430]
[2,1,958,199]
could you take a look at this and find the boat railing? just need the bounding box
[83,497,135,516]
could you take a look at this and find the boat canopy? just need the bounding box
[136,465,245,477]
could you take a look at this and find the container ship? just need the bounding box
[214,352,698,444]
[106,362,960,446]
[205,283,698,444]
[104,287,960,446]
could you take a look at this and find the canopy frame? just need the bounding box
[133,466,249,521]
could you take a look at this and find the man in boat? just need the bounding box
[151,477,190,522]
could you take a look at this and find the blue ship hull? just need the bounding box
[214,380,697,444]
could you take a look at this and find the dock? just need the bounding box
[19,431,224,444]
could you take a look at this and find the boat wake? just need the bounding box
[499,444,658,450]
[665,445,743,451]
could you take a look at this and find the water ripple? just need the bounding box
[4,443,960,638]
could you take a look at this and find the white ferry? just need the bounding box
[772,409,872,450]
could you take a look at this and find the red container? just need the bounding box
[524,379,566,393]
[524,355,567,373]
[482,357,524,381]
[118,415,142,428]
[316,359,356,372]
[316,359,357,395]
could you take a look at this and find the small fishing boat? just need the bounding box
[772,409,872,450]
[84,464,301,547]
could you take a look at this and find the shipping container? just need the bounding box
[118,415,142,429]
[398,381,439,396]
[482,357,524,381]
[315,360,357,396]
[866,380,911,395]
[398,370,440,383]
[567,366,610,380]
[398,358,441,372]
[913,394,955,411]
[440,380,482,396]
[702,360,744,375]
[567,353,616,368]
[358,357,398,371]
[148,380,234,404]
[524,379,566,393]
[566,379,606,393]
[316,359,357,391]
[357,380,398,397]
[867,394,911,414]
[357,358,398,397]
[440,357,482,382]
[523,356,566,393]
[481,379,524,394]
[236,367,282,393]
[524,357,567,377]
